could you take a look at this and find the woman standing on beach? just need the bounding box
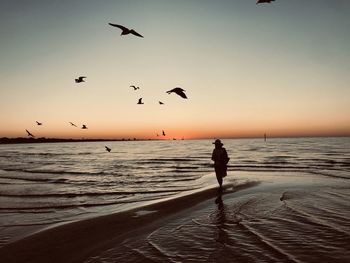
[211,139,230,189]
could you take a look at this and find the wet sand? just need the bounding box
[0,172,349,263]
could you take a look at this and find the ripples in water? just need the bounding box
[85,185,350,263]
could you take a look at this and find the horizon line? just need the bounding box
[1,134,349,142]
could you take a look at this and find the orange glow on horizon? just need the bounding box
[2,123,349,140]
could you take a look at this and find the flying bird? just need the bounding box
[166,87,188,99]
[108,23,144,38]
[159,101,164,105]
[105,146,111,152]
[137,98,144,104]
[26,129,34,137]
[162,130,166,136]
[75,76,86,83]
[81,125,88,129]
[36,121,42,126]
[69,122,77,127]
[130,85,140,90]
[256,0,275,4]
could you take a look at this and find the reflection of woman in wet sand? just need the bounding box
[211,139,230,189]
[214,191,228,245]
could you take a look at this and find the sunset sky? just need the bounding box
[1,0,349,139]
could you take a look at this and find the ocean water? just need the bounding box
[0,137,349,262]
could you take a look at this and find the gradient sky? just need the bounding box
[1,0,349,139]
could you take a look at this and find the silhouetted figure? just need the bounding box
[166,87,188,99]
[26,129,34,137]
[108,23,144,38]
[162,130,166,136]
[69,122,77,127]
[130,85,140,90]
[137,98,144,104]
[36,121,42,126]
[264,133,267,142]
[159,101,164,105]
[81,125,88,129]
[211,139,230,188]
[75,76,86,83]
[105,146,111,152]
[257,0,275,4]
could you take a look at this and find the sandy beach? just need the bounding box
[0,171,349,263]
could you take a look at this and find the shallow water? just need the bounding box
[85,173,350,263]
[0,137,349,259]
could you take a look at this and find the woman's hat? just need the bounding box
[213,139,223,146]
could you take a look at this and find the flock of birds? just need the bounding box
[134,87,187,105]
[25,0,275,152]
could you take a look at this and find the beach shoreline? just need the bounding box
[1,171,349,262]
[0,173,259,263]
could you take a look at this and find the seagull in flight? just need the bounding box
[159,101,164,105]
[105,146,111,152]
[26,129,34,137]
[130,85,140,90]
[69,122,77,127]
[257,0,275,4]
[75,76,86,83]
[162,130,166,136]
[36,121,42,126]
[137,98,144,104]
[166,87,188,99]
[108,23,144,38]
[81,125,88,129]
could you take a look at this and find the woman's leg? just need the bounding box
[215,167,223,188]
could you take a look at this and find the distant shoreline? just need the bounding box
[0,136,348,145]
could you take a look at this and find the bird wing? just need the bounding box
[130,85,136,88]
[167,87,184,93]
[108,23,128,31]
[167,88,187,99]
[130,29,144,38]
[175,90,188,99]
[174,87,185,92]
[166,89,175,94]
[26,130,33,136]
[257,0,273,3]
